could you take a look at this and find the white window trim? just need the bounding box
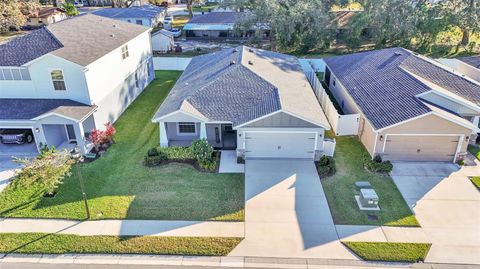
[49,68,67,91]
[176,122,197,136]
[121,45,129,60]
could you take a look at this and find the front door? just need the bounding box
[221,124,237,150]
[65,124,77,143]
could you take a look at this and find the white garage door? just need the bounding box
[244,132,316,159]
[383,135,460,162]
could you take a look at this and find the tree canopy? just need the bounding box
[0,0,40,32]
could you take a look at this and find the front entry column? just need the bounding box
[159,122,168,147]
[200,122,207,140]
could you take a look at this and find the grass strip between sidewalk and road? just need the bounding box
[0,233,242,256]
[468,145,480,161]
[342,242,431,262]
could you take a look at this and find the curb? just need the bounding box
[1,253,478,268]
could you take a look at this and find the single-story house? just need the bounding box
[324,48,480,162]
[183,12,269,40]
[437,56,480,83]
[92,5,166,27]
[151,29,174,52]
[152,46,331,160]
[26,7,68,27]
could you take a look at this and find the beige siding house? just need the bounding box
[324,48,480,162]
[27,7,68,27]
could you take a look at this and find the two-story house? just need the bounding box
[0,14,155,155]
[324,48,480,162]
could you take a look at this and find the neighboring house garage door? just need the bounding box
[244,132,316,159]
[383,135,460,162]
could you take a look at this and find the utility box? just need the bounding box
[359,188,379,208]
[355,181,372,191]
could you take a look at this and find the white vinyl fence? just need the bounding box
[153,57,192,71]
[303,64,360,136]
[323,138,336,157]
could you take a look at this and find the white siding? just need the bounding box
[84,31,154,127]
[1,55,90,104]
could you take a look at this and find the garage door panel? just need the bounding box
[384,135,458,162]
[245,132,316,159]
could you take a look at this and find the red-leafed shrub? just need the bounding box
[88,122,116,150]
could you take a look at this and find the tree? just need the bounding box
[13,146,74,196]
[234,0,332,52]
[63,2,79,16]
[0,0,40,32]
[186,0,204,17]
[437,0,480,46]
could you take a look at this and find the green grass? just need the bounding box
[470,177,480,190]
[343,242,431,262]
[468,145,480,161]
[0,233,242,256]
[0,71,245,221]
[322,136,419,226]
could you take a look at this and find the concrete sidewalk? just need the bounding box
[0,218,244,237]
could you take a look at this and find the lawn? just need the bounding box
[470,177,480,190]
[0,71,245,221]
[468,145,480,160]
[0,233,242,256]
[322,136,419,226]
[343,242,431,262]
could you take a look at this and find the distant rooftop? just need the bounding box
[93,5,165,19]
[0,14,149,67]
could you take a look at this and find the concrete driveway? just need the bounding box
[229,159,356,259]
[391,162,480,265]
[0,156,23,193]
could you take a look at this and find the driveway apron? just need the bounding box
[391,162,480,265]
[229,159,356,259]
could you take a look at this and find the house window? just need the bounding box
[121,45,129,60]
[178,122,196,134]
[333,79,336,87]
[136,20,143,25]
[0,68,30,81]
[51,70,66,91]
[135,72,139,88]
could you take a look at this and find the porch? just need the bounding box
[159,122,237,150]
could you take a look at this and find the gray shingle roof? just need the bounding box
[93,5,165,19]
[186,12,246,24]
[47,14,149,66]
[0,99,95,121]
[0,28,63,67]
[0,14,149,67]
[458,56,480,69]
[153,46,329,128]
[324,47,480,130]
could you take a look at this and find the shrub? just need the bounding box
[88,122,116,149]
[317,155,336,177]
[13,148,74,195]
[160,147,194,160]
[191,139,214,165]
[147,147,159,157]
[363,154,393,173]
[144,151,167,166]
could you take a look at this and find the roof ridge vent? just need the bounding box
[248,48,254,53]
[248,60,253,65]
[110,34,115,38]
[394,51,402,56]
[230,60,236,65]
[233,48,238,52]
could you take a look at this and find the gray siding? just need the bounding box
[243,112,318,128]
[43,124,67,147]
[165,122,200,141]
[206,123,222,147]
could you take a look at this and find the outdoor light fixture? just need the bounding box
[35,128,40,133]
[466,136,470,141]
[379,135,384,141]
